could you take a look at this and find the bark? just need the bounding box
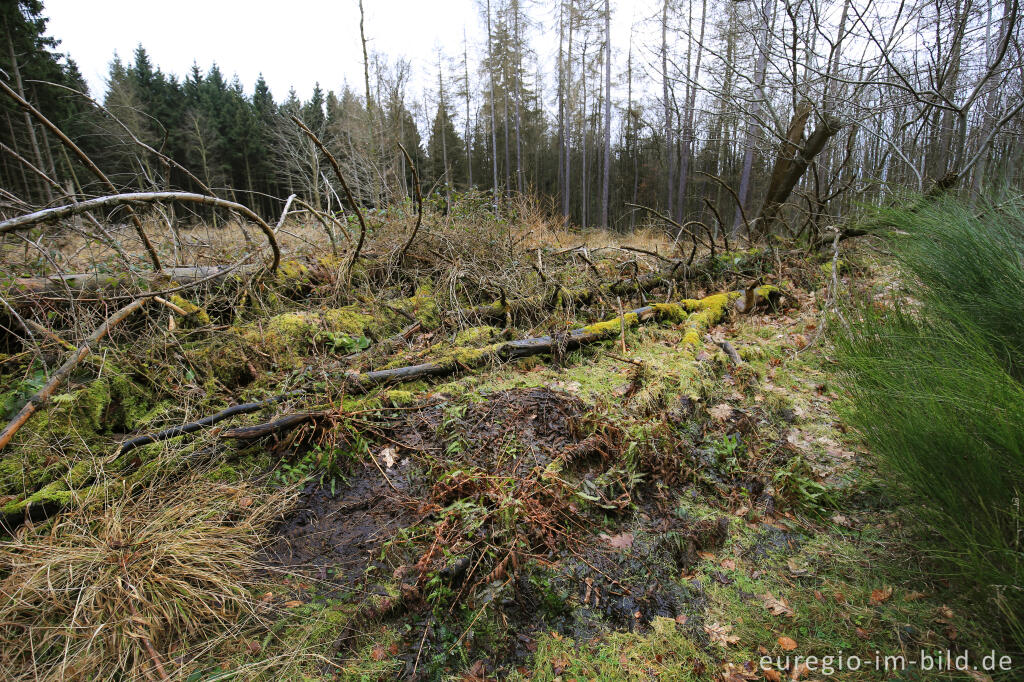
[754,114,844,239]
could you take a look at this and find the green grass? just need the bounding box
[832,194,1024,657]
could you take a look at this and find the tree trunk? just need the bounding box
[601,0,611,229]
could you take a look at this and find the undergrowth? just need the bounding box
[832,194,1024,658]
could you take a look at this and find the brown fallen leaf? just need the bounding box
[777,636,798,651]
[790,662,812,680]
[709,403,734,421]
[604,532,634,550]
[704,621,740,647]
[869,586,893,605]
[761,592,795,617]
[786,558,810,576]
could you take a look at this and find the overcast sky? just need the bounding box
[46,0,485,102]
[44,0,652,123]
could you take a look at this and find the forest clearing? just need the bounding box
[2,0,1023,679]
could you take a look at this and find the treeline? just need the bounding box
[3,0,1023,237]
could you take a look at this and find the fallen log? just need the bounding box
[9,265,261,295]
[114,391,303,455]
[223,287,781,438]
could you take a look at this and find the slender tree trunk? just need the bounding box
[358,0,375,202]
[676,0,706,223]
[734,0,772,236]
[661,0,674,218]
[557,3,566,216]
[563,6,574,223]
[513,0,524,194]
[581,40,588,228]
[464,28,473,188]
[6,26,51,204]
[627,28,638,230]
[486,0,500,209]
[601,0,611,228]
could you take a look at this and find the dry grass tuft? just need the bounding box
[0,476,295,680]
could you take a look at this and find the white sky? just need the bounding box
[44,0,655,125]
[46,0,484,102]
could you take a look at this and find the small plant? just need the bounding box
[315,330,370,354]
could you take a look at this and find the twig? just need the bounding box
[275,193,297,232]
[0,298,148,452]
[616,296,627,354]
[290,116,367,281]
[712,337,743,365]
[396,142,423,264]
[152,296,188,316]
[697,171,750,242]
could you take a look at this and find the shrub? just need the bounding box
[832,195,1024,653]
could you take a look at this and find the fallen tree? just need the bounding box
[0,191,282,273]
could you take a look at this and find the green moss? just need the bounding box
[385,389,416,406]
[393,284,441,328]
[276,259,310,283]
[168,294,210,327]
[453,325,500,346]
[435,343,499,369]
[582,312,640,336]
[527,616,713,681]
[321,306,377,337]
[651,302,689,323]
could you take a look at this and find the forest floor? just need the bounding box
[0,204,1005,680]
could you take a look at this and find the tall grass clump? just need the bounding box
[0,476,294,680]
[832,195,1024,654]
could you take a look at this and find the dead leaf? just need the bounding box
[370,644,387,661]
[869,586,893,605]
[604,532,634,550]
[704,621,740,647]
[380,446,397,469]
[764,668,782,682]
[761,592,795,617]
[790,662,811,680]
[786,558,810,576]
[709,403,734,421]
[777,636,798,651]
